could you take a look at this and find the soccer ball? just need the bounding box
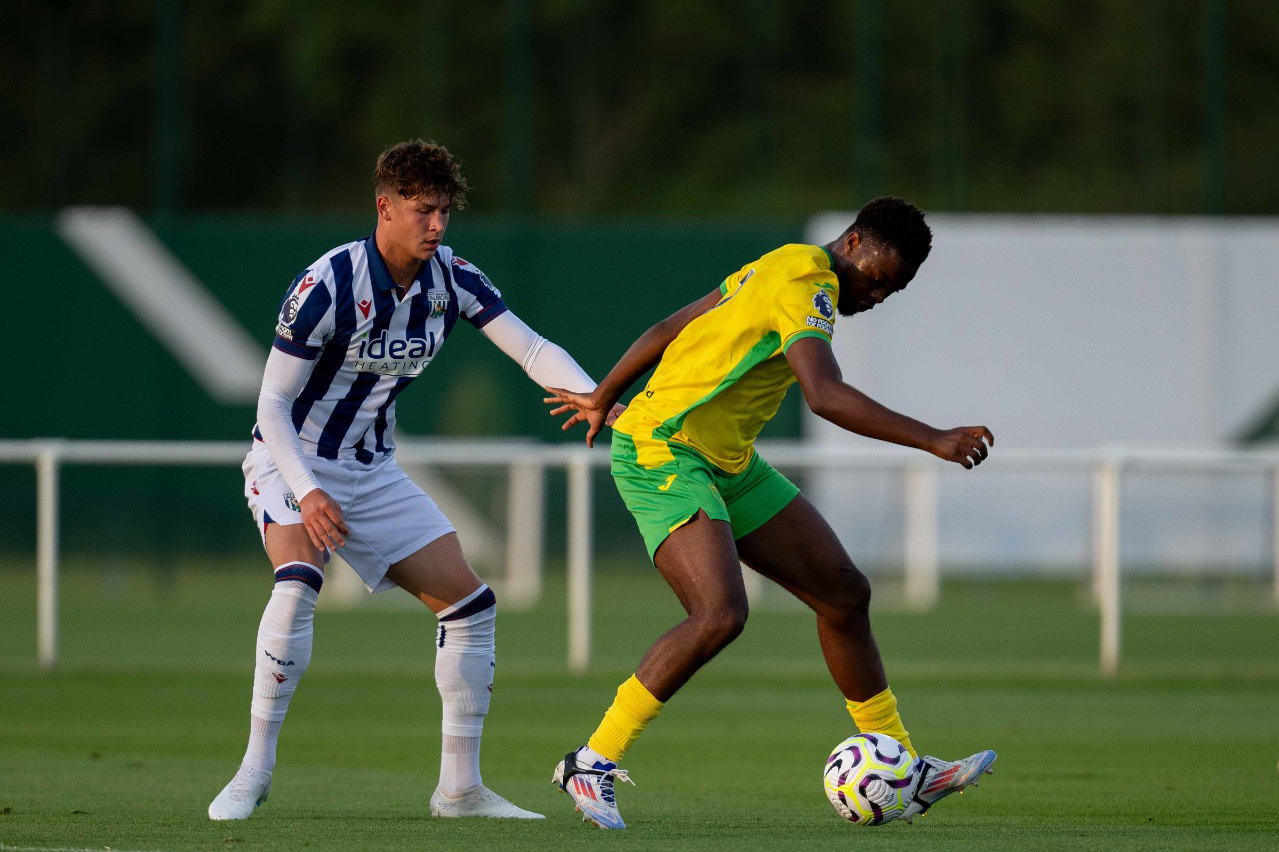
[822,733,918,825]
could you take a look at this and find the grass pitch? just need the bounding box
[2,563,1277,852]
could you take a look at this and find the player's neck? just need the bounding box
[374,230,424,292]
[823,239,854,288]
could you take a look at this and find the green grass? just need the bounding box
[2,564,1278,851]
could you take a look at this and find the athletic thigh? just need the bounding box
[340,459,455,593]
[734,493,868,616]
[652,511,748,618]
[385,532,483,614]
[244,442,351,569]
[610,432,731,561]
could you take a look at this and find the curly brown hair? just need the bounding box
[374,140,469,209]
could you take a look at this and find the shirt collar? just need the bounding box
[365,231,438,297]
[365,231,397,293]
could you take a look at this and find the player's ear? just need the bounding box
[376,195,392,221]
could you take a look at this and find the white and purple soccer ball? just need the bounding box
[822,733,918,825]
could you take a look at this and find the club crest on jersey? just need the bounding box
[813,290,834,319]
[282,491,300,512]
[428,291,449,318]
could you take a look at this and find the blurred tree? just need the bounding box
[5,0,1277,215]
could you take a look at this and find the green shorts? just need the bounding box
[610,432,800,560]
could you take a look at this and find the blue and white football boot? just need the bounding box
[552,747,635,829]
[901,749,997,823]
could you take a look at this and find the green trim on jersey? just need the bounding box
[648,330,782,449]
[781,328,832,353]
[613,243,838,474]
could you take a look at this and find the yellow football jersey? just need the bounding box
[613,243,839,473]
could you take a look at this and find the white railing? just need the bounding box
[3,439,1278,676]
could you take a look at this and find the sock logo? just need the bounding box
[272,673,288,684]
[263,649,295,666]
[436,624,446,648]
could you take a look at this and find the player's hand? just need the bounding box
[299,489,349,551]
[605,403,626,426]
[544,387,612,448]
[929,426,994,469]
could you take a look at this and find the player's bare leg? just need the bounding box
[387,534,544,819]
[552,506,746,823]
[734,494,888,702]
[634,511,750,699]
[209,523,324,820]
[737,493,996,818]
[554,511,747,828]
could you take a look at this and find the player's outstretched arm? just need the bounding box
[545,288,722,446]
[786,336,993,468]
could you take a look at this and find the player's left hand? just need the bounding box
[929,426,994,469]
[544,387,614,448]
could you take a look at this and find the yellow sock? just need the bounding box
[846,687,917,758]
[587,675,665,763]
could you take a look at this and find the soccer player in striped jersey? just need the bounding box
[209,140,606,821]
[544,198,996,828]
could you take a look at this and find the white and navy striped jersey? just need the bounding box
[254,234,506,463]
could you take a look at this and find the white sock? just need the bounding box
[579,745,613,768]
[241,561,322,774]
[434,585,497,796]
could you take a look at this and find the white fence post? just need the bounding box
[1093,459,1122,678]
[36,444,63,671]
[503,457,545,609]
[903,462,940,611]
[1273,465,1279,610]
[566,454,593,673]
[8,439,1279,675]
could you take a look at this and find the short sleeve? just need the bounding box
[775,279,838,352]
[273,270,334,359]
[450,256,508,329]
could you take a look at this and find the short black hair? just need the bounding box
[374,139,469,209]
[850,196,931,269]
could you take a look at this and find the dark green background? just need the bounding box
[0,216,803,557]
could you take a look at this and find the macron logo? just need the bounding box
[357,299,372,319]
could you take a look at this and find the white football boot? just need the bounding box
[552,748,635,829]
[429,785,545,819]
[901,749,997,823]
[208,766,272,820]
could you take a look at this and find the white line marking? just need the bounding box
[56,206,267,404]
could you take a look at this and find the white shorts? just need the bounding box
[242,442,455,593]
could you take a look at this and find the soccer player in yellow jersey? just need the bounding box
[545,197,996,828]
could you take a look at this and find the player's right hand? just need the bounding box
[544,387,611,448]
[300,488,349,551]
[929,426,994,469]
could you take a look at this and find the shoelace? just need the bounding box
[590,766,634,806]
[228,770,267,801]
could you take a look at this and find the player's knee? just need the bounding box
[692,601,749,652]
[822,562,872,625]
